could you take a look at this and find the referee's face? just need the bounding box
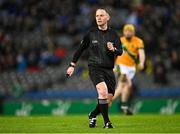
[96,9,110,27]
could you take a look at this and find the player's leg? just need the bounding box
[121,76,132,106]
[121,77,133,115]
[113,65,126,100]
[113,76,126,100]
[116,65,135,115]
[107,93,113,107]
[113,73,132,114]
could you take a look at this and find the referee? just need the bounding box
[66,8,122,128]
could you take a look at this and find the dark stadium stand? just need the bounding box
[0,0,180,98]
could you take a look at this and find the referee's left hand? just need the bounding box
[66,66,74,77]
[107,42,115,52]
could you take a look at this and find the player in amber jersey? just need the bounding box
[113,24,145,115]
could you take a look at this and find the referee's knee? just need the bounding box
[96,83,108,99]
[97,88,108,99]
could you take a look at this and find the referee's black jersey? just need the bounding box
[72,27,122,69]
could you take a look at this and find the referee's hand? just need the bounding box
[66,66,74,77]
[107,42,115,52]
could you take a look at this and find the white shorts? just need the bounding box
[114,64,136,80]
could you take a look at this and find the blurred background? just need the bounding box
[0,0,180,116]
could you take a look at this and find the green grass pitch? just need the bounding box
[0,114,180,133]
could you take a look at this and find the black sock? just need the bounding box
[91,103,100,118]
[98,99,110,124]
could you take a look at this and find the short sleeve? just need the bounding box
[138,39,144,49]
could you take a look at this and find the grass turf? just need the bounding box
[0,114,180,133]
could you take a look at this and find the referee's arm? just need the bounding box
[113,33,123,56]
[71,34,90,65]
[67,34,90,76]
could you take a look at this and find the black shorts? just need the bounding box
[89,66,116,95]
